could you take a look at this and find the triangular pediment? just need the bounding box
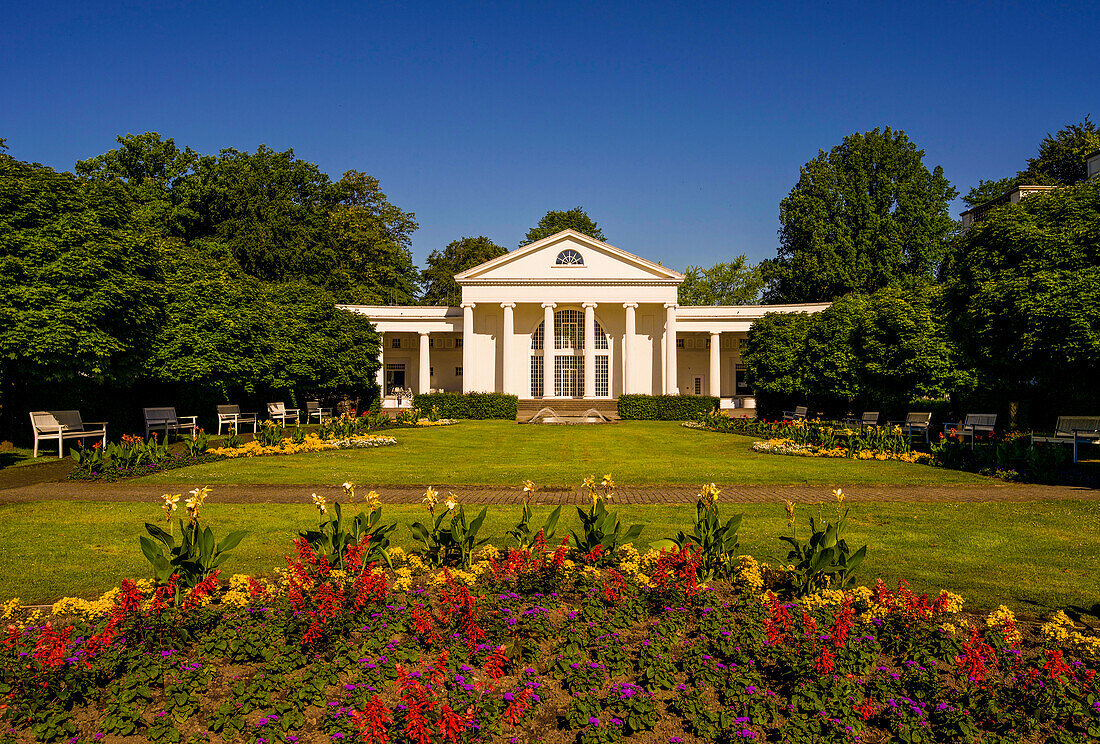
[454,230,684,283]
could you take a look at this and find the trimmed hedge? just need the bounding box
[617,394,720,420]
[411,392,518,420]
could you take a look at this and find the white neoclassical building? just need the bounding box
[341,230,828,410]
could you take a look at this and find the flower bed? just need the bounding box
[209,433,397,458]
[751,438,932,463]
[6,530,1099,743]
[66,452,225,482]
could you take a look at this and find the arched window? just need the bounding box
[531,309,611,397]
[555,249,583,265]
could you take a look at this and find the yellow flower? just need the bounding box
[444,495,459,512]
[700,483,721,504]
[601,473,615,493]
[343,481,355,501]
[784,500,795,526]
[365,490,381,509]
[522,480,535,500]
[423,486,439,513]
[185,486,210,521]
[162,493,181,522]
[833,488,845,506]
[311,493,328,515]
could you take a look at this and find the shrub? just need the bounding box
[411,391,518,419]
[617,394,718,420]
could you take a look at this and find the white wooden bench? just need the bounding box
[944,413,997,448]
[142,407,198,439]
[1032,416,1100,463]
[305,401,332,424]
[266,402,300,426]
[29,410,108,458]
[888,412,932,444]
[216,404,258,435]
[782,405,808,421]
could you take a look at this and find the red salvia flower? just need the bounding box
[814,647,836,674]
[1044,649,1071,682]
[436,703,467,744]
[352,695,392,744]
[397,667,433,744]
[582,543,604,564]
[831,597,855,649]
[504,686,534,728]
[483,645,509,679]
[955,625,994,682]
[33,624,72,669]
[180,571,220,611]
[856,698,875,721]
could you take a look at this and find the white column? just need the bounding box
[419,331,431,394]
[500,303,515,395]
[461,303,475,393]
[622,303,637,394]
[665,303,678,395]
[542,303,556,398]
[709,331,721,397]
[376,332,386,397]
[583,302,597,399]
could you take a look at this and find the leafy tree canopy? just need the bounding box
[943,179,1100,412]
[520,207,605,246]
[420,236,507,306]
[763,127,957,303]
[678,257,766,305]
[961,116,1100,207]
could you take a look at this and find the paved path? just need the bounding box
[1,481,1096,505]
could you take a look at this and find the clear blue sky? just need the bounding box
[3,0,1096,269]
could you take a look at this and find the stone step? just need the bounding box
[516,399,620,421]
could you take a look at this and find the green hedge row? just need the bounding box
[410,392,518,420]
[617,394,720,420]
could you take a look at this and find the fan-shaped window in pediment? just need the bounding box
[555,249,584,265]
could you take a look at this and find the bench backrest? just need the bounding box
[217,404,240,418]
[963,413,997,430]
[30,411,63,432]
[794,405,808,416]
[906,412,932,427]
[861,411,880,426]
[52,410,85,431]
[143,407,178,424]
[1054,416,1100,435]
[305,401,321,413]
[267,402,286,416]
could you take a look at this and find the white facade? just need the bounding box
[340,230,829,402]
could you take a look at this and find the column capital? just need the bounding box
[582,301,598,309]
[664,303,678,310]
[622,302,639,309]
[461,302,476,309]
[419,330,430,337]
[541,302,557,309]
[709,330,721,337]
[499,302,516,309]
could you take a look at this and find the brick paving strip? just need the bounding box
[1,481,1097,505]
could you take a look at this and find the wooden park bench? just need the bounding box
[142,407,198,440]
[305,401,333,424]
[845,411,880,431]
[216,404,258,435]
[943,413,997,448]
[782,405,808,421]
[29,410,108,458]
[1031,416,1100,463]
[888,411,933,444]
[266,401,300,426]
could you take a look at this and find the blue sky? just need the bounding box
[2,0,1096,269]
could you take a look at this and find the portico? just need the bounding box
[340,230,829,405]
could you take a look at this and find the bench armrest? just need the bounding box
[179,415,198,423]
[83,422,109,428]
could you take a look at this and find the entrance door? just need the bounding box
[692,375,703,396]
[385,363,406,394]
[555,356,583,397]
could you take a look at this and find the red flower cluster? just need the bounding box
[483,645,509,679]
[180,571,221,611]
[830,596,855,648]
[602,569,626,603]
[814,646,836,674]
[438,574,486,654]
[582,544,604,564]
[352,695,392,744]
[763,592,793,646]
[651,546,701,597]
[32,624,72,669]
[503,686,534,728]
[956,625,995,682]
[1044,649,1071,682]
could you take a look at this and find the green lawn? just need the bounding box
[5,499,1097,618]
[139,420,989,486]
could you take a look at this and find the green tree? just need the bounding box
[1021,116,1100,185]
[325,170,419,304]
[519,207,605,246]
[943,179,1100,419]
[741,312,815,416]
[961,117,1100,207]
[763,127,957,303]
[420,236,507,305]
[678,257,766,305]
